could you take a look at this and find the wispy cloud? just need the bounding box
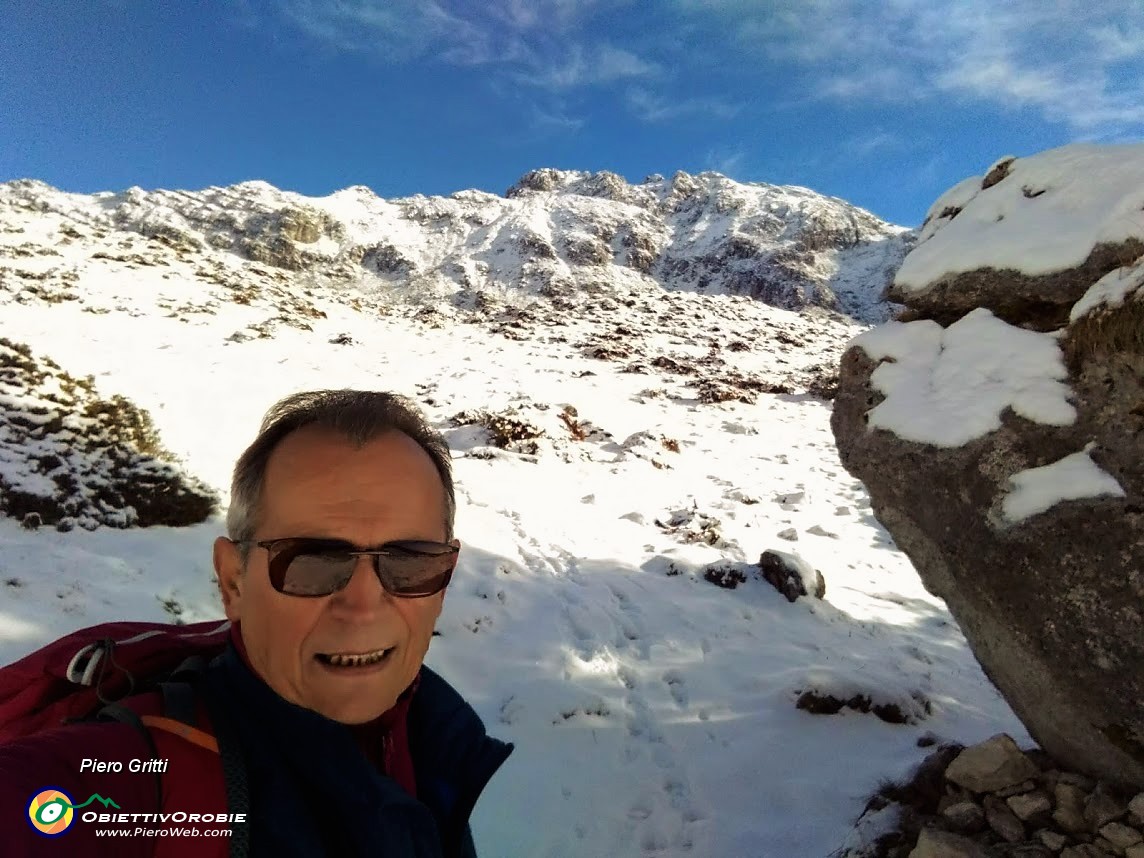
[625,88,739,123]
[696,0,1144,136]
[703,146,747,177]
[844,131,906,160]
[268,0,655,84]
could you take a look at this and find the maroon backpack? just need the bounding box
[0,619,249,858]
[0,618,232,741]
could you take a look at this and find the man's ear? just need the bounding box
[213,537,245,622]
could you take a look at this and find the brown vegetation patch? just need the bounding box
[1063,287,1144,372]
[795,690,930,725]
[452,408,545,452]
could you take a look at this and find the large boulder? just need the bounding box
[832,144,1144,789]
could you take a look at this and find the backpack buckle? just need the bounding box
[65,640,109,686]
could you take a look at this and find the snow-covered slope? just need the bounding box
[0,175,1026,858]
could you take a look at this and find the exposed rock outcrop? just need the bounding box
[832,144,1144,789]
[833,734,1144,858]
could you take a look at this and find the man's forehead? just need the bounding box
[257,427,448,531]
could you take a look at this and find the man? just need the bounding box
[0,390,513,856]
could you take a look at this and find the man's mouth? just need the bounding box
[315,647,394,668]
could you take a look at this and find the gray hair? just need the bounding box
[227,390,455,546]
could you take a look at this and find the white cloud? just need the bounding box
[703,146,747,177]
[626,88,739,123]
[704,0,1144,136]
[524,44,660,90]
[269,0,651,80]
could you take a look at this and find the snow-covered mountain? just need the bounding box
[0,169,911,326]
[0,172,1023,858]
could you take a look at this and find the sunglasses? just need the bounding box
[236,537,458,598]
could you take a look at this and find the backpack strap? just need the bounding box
[98,672,250,858]
[97,701,164,816]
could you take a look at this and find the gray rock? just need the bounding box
[1060,773,1098,792]
[996,846,1052,858]
[909,827,990,858]
[832,286,1144,789]
[1060,847,1110,858]
[1055,784,1090,833]
[1036,829,1068,851]
[985,794,1027,843]
[758,549,826,602]
[1087,785,1128,830]
[945,735,1042,793]
[776,527,798,541]
[1008,791,1053,824]
[1126,844,1144,858]
[1130,793,1144,827]
[887,237,1143,330]
[998,780,1040,799]
[806,524,838,538]
[942,800,987,834]
[1099,822,1143,850]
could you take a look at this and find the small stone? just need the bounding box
[21,512,41,530]
[997,846,1047,858]
[909,827,990,858]
[1008,791,1053,824]
[834,505,851,515]
[998,846,1052,858]
[1056,784,1090,833]
[1100,822,1143,849]
[806,524,838,538]
[942,800,987,833]
[985,794,1027,842]
[777,527,798,541]
[1061,846,1109,858]
[945,734,1042,793]
[998,780,1040,798]
[1125,844,1144,858]
[1130,795,1144,822]
[1037,829,1067,851]
[1086,785,1128,830]
[1059,772,1097,791]
[1094,837,1118,855]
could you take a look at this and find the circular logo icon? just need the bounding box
[27,788,75,836]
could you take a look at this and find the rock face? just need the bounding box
[0,339,218,529]
[831,144,1144,789]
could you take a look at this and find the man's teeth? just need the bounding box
[324,649,390,667]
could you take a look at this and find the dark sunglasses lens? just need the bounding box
[279,549,356,596]
[376,552,455,596]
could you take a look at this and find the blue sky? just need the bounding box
[3,1,1143,226]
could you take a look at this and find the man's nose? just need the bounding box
[331,554,391,611]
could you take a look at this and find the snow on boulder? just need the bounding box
[0,339,218,530]
[832,144,1144,790]
[888,144,1144,329]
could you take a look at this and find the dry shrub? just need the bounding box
[558,405,588,440]
[1063,287,1144,372]
[453,408,545,451]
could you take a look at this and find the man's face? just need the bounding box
[213,427,455,724]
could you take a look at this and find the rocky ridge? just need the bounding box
[0,170,910,326]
